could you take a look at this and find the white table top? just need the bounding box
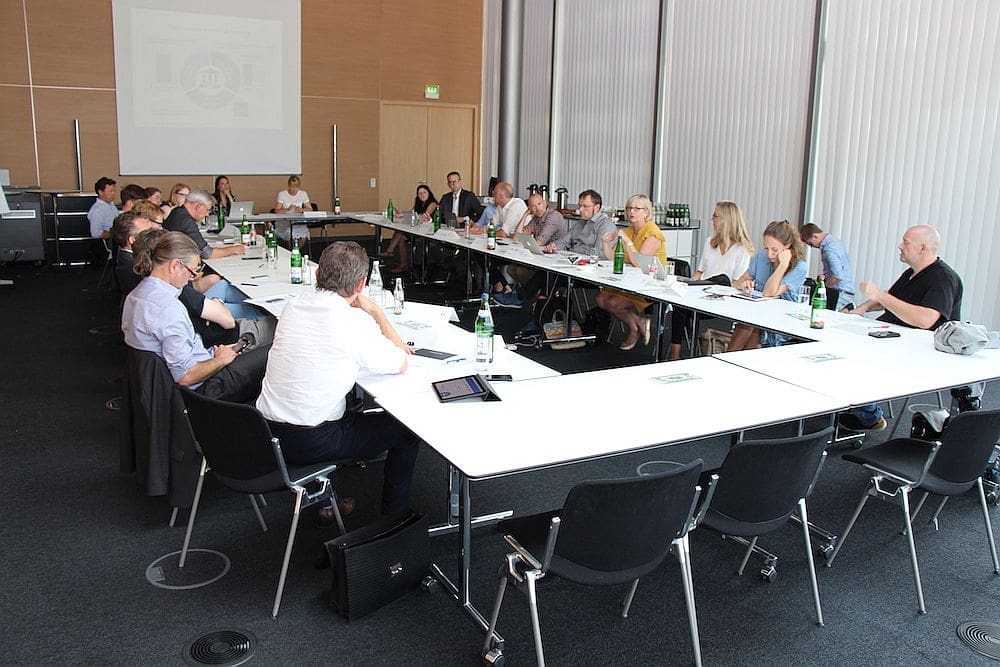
[372,356,846,479]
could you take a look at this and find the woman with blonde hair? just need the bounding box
[669,201,754,359]
[726,219,807,351]
[162,183,191,216]
[595,194,667,350]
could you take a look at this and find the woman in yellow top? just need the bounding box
[595,194,667,350]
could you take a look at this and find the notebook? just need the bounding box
[514,232,546,255]
[227,201,254,220]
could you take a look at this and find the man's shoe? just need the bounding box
[492,291,524,309]
[316,497,356,527]
[838,413,887,432]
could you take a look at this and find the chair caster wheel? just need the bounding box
[483,647,505,666]
[760,565,777,582]
[420,575,439,592]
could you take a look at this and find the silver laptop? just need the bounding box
[634,252,667,279]
[515,232,546,255]
[227,201,254,220]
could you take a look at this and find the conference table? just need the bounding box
[206,228,1000,648]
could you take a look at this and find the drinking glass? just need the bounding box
[797,285,812,319]
[666,260,675,276]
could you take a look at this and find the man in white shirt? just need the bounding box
[256,241,419,516]
[492,181,528,238]
[275,174,311,213]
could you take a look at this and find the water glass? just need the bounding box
[665,260,675,276]
[797,285,812,319]
[589,250,600,265]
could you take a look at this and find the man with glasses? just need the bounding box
[164,188,245,261]
[122,231,269,403]
[163,188,262,318]
[547,189,616,258]
[438,171,483,227]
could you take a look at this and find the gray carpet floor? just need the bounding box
[1,260,998,665]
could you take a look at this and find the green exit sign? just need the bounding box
[424,84,440,100]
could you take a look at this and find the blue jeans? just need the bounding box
[204,279,265,320]
[851,403,884,427]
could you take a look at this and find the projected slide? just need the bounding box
[113,0,300,175]
[130,9,281,130]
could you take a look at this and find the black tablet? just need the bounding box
[431,375,501,402]
[413,348,459,361]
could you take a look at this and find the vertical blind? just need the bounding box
[480,0,502,193]
[658,0,817,241]
[548,0,660,208]
[811,0,1000,327]
[517,1,554,191]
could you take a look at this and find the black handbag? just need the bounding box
[324,511,430,621]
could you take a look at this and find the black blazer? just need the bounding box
[438,189,484,223]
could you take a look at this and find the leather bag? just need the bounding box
[325,511,430,621]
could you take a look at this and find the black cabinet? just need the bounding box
[1,188,45,265]
[32,190,100,265]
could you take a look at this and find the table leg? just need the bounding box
[426,473,505,647]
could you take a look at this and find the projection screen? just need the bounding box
[112,0,301,175]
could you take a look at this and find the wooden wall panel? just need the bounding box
[380,104,429,206]
[0,2,29,85]
[381,0,483,104]
[16,0,481,224]
[25,0,115,88]
[33,88,117,191]
[426,106,477,192]
[302,0,381,99]
[0,87,38,186]
[303,97,380,215]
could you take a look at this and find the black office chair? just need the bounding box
[700,427,833,626]
[178,388,347,618]
[481,459,708,667]
[826,409,1000,613]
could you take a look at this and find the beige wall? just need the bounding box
[0,0,483,225]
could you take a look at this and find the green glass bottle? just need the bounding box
[240,215,250,245]
[432,208,441,232]
[290,245,303,284]
[216,203,225,231]
[810,274,827,329]
[613,236,625,274]
[265,222,278,265]
[486,219,496,250]
[386,199,395,220]
[334,195,342,215]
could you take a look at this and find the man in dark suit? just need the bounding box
[438,171,483,226]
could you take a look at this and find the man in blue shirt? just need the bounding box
[88,176,119,238]
[801,223,856,310]
[121,231,268,403]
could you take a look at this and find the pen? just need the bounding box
[251,274,268,279]
[240,282,258,287]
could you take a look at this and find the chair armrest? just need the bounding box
[504,535,543,570]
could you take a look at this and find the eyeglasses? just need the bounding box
[625,206,646,212]
[447,179,461,185]
[180,260,205,279]
[177,191,189,197]
[579,203,596,209]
